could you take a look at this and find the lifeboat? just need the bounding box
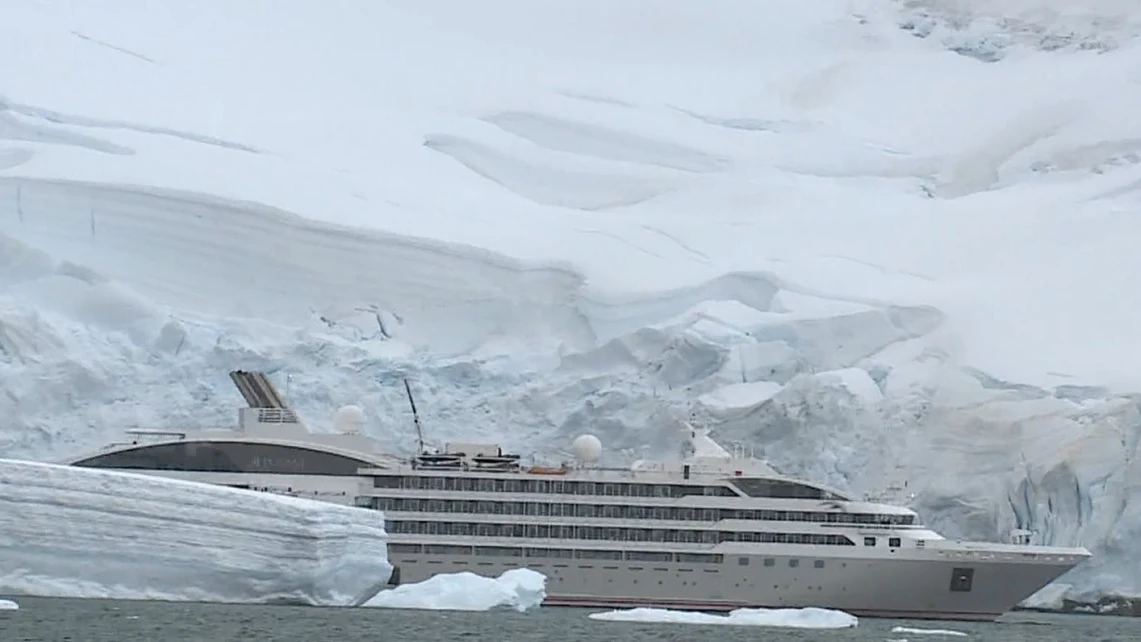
[527,466,569,475]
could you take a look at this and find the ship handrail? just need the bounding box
[124,429,189,437]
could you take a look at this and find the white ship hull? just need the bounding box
[388,543,1081,621]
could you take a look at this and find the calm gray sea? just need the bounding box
[0,598,1135,642]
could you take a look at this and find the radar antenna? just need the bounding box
[402,377,426,453]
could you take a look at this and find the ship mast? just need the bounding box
[402,377,426,454]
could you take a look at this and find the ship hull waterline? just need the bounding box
[385,550,1079,622]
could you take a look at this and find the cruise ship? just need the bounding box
[63,370,1091,621]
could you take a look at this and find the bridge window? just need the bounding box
[71,442,374,475]
[730,478,848,500]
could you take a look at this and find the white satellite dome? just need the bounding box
[571,433,603,462]
[332,404,366,433]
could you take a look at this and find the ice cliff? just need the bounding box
[0,459,393,605]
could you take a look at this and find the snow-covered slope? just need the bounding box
[0,459,393,604]
[2,0,1141,610]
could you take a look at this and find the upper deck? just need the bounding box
[366,426,858,501]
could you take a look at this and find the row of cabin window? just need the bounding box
[388,543,723,563]
[388,543,833,570]
[385,519,856,546]
[370,496,914,526]
[372,475,740,497]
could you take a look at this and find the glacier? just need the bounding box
[2,0,1141,613]
[0,459,393,605]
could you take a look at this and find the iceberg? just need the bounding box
[0,459,393,605]
[365,568,546,612]
[589,606,857,629]
[891,625,968,637]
